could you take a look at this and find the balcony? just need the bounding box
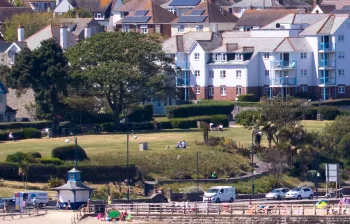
[319,60,335,69]
[271,60,296,70]
[175,61,190,70]
[319,42,335,52]
[270,77,297,86]
[319,77,336,86]
[176,77,190,87]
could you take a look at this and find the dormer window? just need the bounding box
[94,13,104,19]
[235,53,242,61]
[213,53,227,62]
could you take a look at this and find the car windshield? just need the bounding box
[292,188,301,191]
[271,189,281,193]
[207,188,220,193]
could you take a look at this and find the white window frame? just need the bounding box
[140,25,148,34]
[94,13,103,19]
[236,86,242,96]
[196,25,203,32]
[263,86,269,95]
[120,12,125,18]
[265,70,269,76]
[195,86,200,95]
[220,70,226,79]
[301,53,307,59]
[338,69,345,76]
[195,70,200,77]
[177,25,184,33]
[235,53,243,61]
[209,70,214,78]
[209,87,214,96]
[263,53,269,59]
[338,35,344,42]
[300,69,307,76]
[338,85,345,94]
[194,53,200,60]
[122,24,130,32]
[339,52,345,59]
[220,86,226,96]
[300,85,308,92]
[236,70,242,79]
[168,8,177,15]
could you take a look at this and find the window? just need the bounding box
[194,53,200,60]
[235,53,243,61]
[220,86,226,96]
[220,70,226,79]
[338,35,344,41]
[338,69,345,76]
[195,70,200,77]
[236,86,242,96]
[263,53,269,59]
[301,53,307,59]
[263,86,269,95]
[265,70,269,76]
[209,70,214,78]
[300,85,308,92]
[140,25,148,34]
[195,86,200,94]
[209,87,214,96]
[94,13,104,19]
[122,25,130,32]
[196,25,203,32]
[236,70,242,79]
[120,12,125,18]
[338,85,345,94]
[177,25,184,33]
[339,52,345,59]
[168,8,177,15]
[9,53,16,64]
[300,69,307,76]
[213,53,227,62]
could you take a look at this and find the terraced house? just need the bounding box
[163,13,350,101]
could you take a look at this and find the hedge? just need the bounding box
[39,158,64,166]
[166,101,234,118]
[23,128,41,139]
[235,110,261,126]
[301,107,318,120]
[169,115,229,129]
[311,99,350,107]
[0,121,51,130]
[128,104,153,122]
[0,129,24,141]
[317,106,341,120]
[100,122,154,132]
[237,94,257,102]
[0,162,19,180]
[52,145,89,161]
[5,152,33,163]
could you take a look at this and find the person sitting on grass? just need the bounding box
[182,140,187,148]
[211,171,217,179]
[8,132,14,141]
[176,141,182,148]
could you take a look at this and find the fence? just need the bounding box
[106,203,350,217]
[1,206,47,221]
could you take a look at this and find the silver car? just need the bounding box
[265,188,290,200]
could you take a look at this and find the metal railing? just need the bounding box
[71,204,87,224]
[176,61,190,69]
[1,206,47,221]
[176,77,191,87]
[320,77,336,85]
[271,60,297,69]
[106,203,350,216]
[270,77,297,86]
[319,42,335,51]
[319,60,335,68]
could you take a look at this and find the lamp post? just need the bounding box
[196,151,199,202]
[251,130,262,199]
[65,135,78,169]
[126,131,137,203]
[285,75,289,99]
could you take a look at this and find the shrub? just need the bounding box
[170,116,211,129]
[47,176,65,188]
[0,162,19,179]
[237,94,256,102]
[210,115,229,127]
[235,110,261,126]
[100,122,115,132]
[301,107,318,120]
[128,104,153,122]
[6,152,34,163]
[317,106,340,120]
[169,171,192,180]
[28,152,42,159]
[39,158,63,166]
[155,121,173,129]
[0,129,23,141]
[0,121,52,130]
[22,128,41,139]
[52,145,89,161]
[166,101,234,118]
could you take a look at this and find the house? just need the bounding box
[115,0,177,37]
[0,42,11,65]
[0,7,33,38]
[0,81,17,122]
[162,0,201,16]
[54,0,113,28]
[316,0,350,10]
[232,0,311,18]
[22,0,56,12]
[163,13,350,101]
[171,0,238,36]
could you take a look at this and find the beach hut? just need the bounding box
[52,168,93,210]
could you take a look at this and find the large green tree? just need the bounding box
[66,32,175,129]
[6,39,68,123]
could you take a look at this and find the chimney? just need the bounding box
[313,0,317,7]
[60,23,68,50]
[84,24,91,39]
[17,25,24,42]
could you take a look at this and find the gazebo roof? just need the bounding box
[52,181,93,191]
[68,168,81,173]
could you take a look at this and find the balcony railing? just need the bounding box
[175,61,190,69]
[319,42,335,51]
[176,77,190,87]
[271,60,296,70]
[319,77,336,85]
[270,77,297,86]
[319,60,335,68]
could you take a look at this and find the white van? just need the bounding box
[19,192,49,206]
[203,186,236,203]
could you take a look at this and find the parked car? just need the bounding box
[0,197,15,209]
[285,187,314,200]
[203,186,236,203]
[265,188,290,200]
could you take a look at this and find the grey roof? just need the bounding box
[233,0,310,8]
[115,0,169,12]
[73,0,112,13]
[52,181,93,191]
[0,42,11,53]
[300,14,348,35]
[61,18,105,37]
[320,0,350,9]
[261,13,329,29]
[274,37,313,52]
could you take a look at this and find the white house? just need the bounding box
[22,0,56,12]
[0,81,17,122]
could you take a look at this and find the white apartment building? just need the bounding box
[162,13,350,101]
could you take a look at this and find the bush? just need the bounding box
[6,152,34,163]
[47,176,65,188]
[312,98,350,107]
[169,171,192,180]
[0,121,52,130]
[170,116,211,129]
[210,115,229,127]
[52,145,89,161]
[0,162,19,179]
[39,158,64,166]
[166,101,234,118]
[22,128,41,139]
[100,122,115,132]
[317,106,340,120]
[128,104,153,122]
[301,107,318,120]
[155,121,173,129]
[235,110,261,126]
[0,129,23,141]
[28,152,42,158]
[237,94,256,102]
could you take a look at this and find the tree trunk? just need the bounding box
[113,110,121,130]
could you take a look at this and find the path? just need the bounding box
[2,211,73,224]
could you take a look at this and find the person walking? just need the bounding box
[22,199,26,213]
[32,197,37,214]
[56,199,60,210]
[3,200,7,213]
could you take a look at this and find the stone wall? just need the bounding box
[132,214,350,224]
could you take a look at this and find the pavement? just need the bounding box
[1,211,73,224]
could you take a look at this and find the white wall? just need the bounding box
[188,43,206,87]
[333,21,350,86]
[251,29,302,38]
[59,190,74,203]
[75,191,89,202]
[54,0,73,14]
